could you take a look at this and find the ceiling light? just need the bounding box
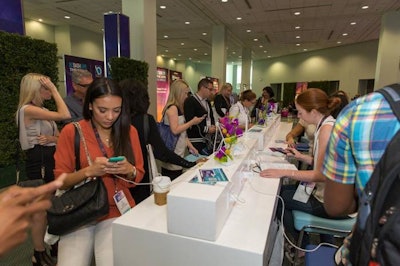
[194,48,197,51]
[361,5,369,9]
[238,56,242,59]
[294,11,301,16]
[264,50,267,53]
[253,38,258,41]
[259,45,263,48]
[337,41,342,44]
[181,42,184,45]
[202,32,207,36]
[303,48,308,51]
[64,15,70,19]
[350,22,356,25]
[38,18,43,22]
[204,53,208,55]
[221,0,228,2]
[189,57,192,60]
[232,51,236,54]
[165,49,168,52]
[164,35,168,38]
[296,43,301,46]
[267,56,271,58]
[246,29,251,33]
[185,21,190,25]
[236,17,242,20]
[295,26,301,29]
[342,33,348,36]
[160,5,166,9]
[296,36,300,39]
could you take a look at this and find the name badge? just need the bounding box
[113,190,131,214]
[206,117,211,127]
[292,182,315,203]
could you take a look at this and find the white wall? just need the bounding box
[25,19,55,43]
[252,41,378,98]
[69,26,103,61]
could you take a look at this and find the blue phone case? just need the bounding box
[108,156,124,162]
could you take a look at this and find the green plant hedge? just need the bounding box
[0,31,58,187]
[109,56,149,85]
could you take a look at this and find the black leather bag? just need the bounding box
[47,177,109,235]
[47,122,109,235]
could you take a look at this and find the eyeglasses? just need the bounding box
[77,83,91,88]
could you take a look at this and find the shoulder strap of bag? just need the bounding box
[74,123,80,170]
[73,122,92,166]
[143,114,149,144]
[378,84,400,120]
[161,104,174,121]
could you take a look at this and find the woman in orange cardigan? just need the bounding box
[54,78,144,266]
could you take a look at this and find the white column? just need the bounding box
[212,25,227,86]
[374,11,400,89]
[55,25,72,96]
[241,47,252,90]
[122,0,157,117]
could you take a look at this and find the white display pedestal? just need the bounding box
[167,138,255,241]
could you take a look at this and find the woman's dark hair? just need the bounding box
[83,77,134,163]
[330,90,350,118]
[119,79,150,115]
[263,86,274,98]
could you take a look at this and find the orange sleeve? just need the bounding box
[54,123,76,179]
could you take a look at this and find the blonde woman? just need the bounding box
[160,79,205,180]
[15,73,71,266]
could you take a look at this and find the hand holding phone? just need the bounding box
[108,156,125,162]
[269,147,287,154]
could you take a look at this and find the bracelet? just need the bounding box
[132,166,137,178]
[127,166,137,179]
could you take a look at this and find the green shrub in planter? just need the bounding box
[109,56,149,85]
[0,31,58,187]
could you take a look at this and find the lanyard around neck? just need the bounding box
[91,120,109,158]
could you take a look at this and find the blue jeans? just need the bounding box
[277,184,335,247]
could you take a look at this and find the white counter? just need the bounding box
[113,118,294,266]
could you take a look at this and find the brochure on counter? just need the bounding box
[190,168,229,185]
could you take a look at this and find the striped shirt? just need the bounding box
[322,90,400,195]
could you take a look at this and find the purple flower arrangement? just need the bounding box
[214,116,244,163]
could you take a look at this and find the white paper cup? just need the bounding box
[153,176,171,206]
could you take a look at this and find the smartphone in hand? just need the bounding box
[108,156,124,162]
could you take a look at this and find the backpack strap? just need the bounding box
[378,83,400,120]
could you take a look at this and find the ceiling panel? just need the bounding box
[22,0,400,63]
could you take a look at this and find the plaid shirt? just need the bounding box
[323,90,400,195]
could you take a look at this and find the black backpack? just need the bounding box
[349,84,400,265]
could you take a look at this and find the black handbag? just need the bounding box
[47,122,109,235]
[47,177,109,235]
